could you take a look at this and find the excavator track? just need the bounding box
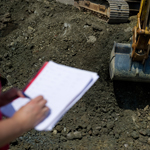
[108,0,129,23]
[74,0,129,23]
[56,0,141,23]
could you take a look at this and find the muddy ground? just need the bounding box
[1,0,150,150]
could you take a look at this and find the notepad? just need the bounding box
[1,61,99,131]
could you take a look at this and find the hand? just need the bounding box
[0,88,24,107]
[12,96,49,131]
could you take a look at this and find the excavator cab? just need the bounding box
[109,0,150,82]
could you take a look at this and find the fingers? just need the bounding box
[31,96,47,107]
[32,95,44,102]
[35,97,49,122]
[39,99,47,107]
[17,91,25,98]
[37,107,50,124]
[42,107,50,115]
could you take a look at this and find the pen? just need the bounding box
[22,92,31,100]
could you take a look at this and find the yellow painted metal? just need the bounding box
[131,0,150,63]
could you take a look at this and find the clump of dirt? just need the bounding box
[0,13,11,30]
[1,0,150,150]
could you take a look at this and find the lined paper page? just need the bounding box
[46,71,99,130]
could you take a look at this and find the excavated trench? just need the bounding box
[1,0,150,149]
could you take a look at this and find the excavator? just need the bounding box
[57,0,150,82]
[57,0,141,23]
[109,0,150,82]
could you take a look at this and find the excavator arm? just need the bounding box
[109,0,150,82]
[131,0,150,63]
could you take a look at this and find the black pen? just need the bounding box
[22,92,31,100]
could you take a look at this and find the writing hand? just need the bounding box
[12,96,49,131]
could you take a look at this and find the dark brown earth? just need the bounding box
[1,0,150,150]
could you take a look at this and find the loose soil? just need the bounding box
[1,0,150,150]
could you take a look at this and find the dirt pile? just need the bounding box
[1,0,150,149]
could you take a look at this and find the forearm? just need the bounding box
[0,118,25,147]
[0,95,49,147]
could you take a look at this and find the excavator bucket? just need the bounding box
[109,42,150,82]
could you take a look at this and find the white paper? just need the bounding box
[1,61,99,131]
[46,72,99,130]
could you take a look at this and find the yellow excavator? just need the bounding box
[109,0,150,82]
[57,0,141,23]
[74,0,141,23]
[57,0,150,82]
